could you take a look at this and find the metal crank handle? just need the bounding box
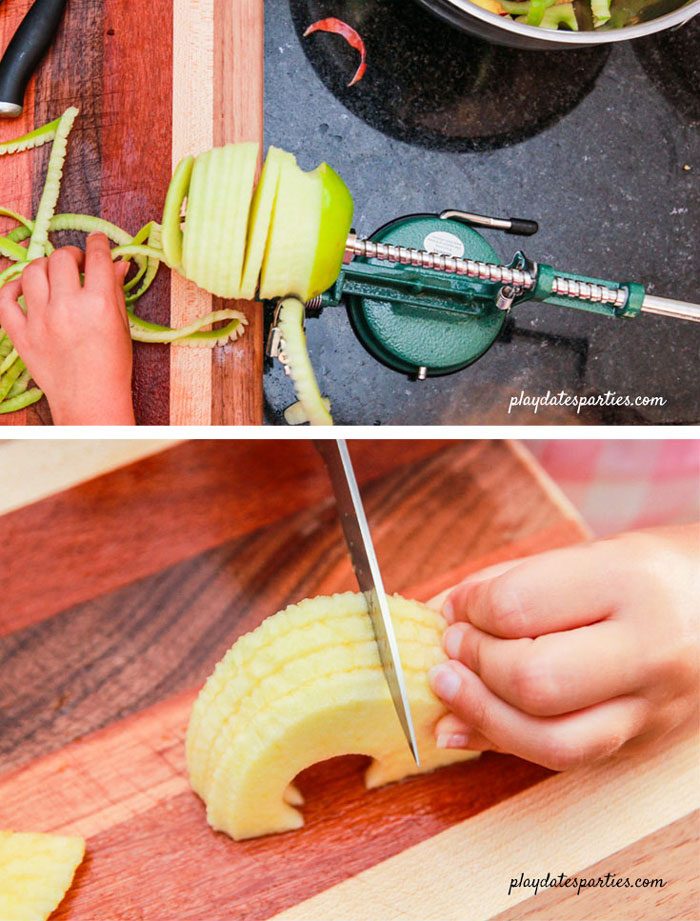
[0,0,68,117]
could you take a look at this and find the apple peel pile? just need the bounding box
[0,108,354,422]
[186,592,478,841]
[0,830,85,921]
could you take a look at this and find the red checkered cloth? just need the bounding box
[526,440,700,537]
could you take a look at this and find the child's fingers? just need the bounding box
[21,257,50,310]
[84,232,116,294]
[48,247,84,299]
[429,659,648,771]
[434,713,494,752]
[114,260,130,285]
[0,279,27,345]
[445,542,617,638]
[443,620,643,717]
[429,559,525,613]
[113,261,130,310]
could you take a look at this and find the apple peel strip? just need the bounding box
[275,297,333,425]
[0,116,60,156]
[303,18,367,87]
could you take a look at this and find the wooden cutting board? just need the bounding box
[0,0,264,425]
[0,440,697,920]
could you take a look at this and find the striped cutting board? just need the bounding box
[0,439,697,920]
[0,0,264,425]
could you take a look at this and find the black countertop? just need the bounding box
[264,0,699,425]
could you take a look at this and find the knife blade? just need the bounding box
[0,0,68,117]
[316,439,420,765]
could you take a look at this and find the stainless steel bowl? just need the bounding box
[415,0,700,48]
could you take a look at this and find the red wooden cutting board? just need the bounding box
[0,439,595,919]
[0,0,264,425]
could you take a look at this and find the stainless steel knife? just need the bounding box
[316,439,420,765]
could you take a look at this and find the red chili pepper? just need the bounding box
[303,18,367,87]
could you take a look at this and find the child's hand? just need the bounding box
[429,525,699,771]
[0,233,134,425]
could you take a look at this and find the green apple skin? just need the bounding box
[161,154,194,269]
[259,156,322,302]
[307,163,354,299]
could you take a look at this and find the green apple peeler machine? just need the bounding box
[267,209,700,379]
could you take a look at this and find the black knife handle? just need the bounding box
[0,0,68,117]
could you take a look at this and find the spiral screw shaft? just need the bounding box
[345,235,628,309]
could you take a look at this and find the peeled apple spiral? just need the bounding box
[162,142,354,303]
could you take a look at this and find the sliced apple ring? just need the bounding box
[182,142,259,298]
[239,146,294,300]
[186,592,478,841]
[0,831,85,921]
[259,155,322,302]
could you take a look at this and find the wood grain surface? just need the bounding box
[0,440,695,921]
[0,0,264,425]
[0,439,177,516]
[0,0,35,427]
[495,810,700,921]
[212,0,264,425]
[3,439,454,633]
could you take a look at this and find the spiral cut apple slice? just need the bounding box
[240,146,294,300]
[186,592,478,841]
[161,154,194,270]
[0,831,85,921]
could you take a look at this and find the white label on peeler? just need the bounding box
[423,230,465,259]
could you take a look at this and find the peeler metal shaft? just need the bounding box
[344,234,700,322]
[640,295,700,323]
